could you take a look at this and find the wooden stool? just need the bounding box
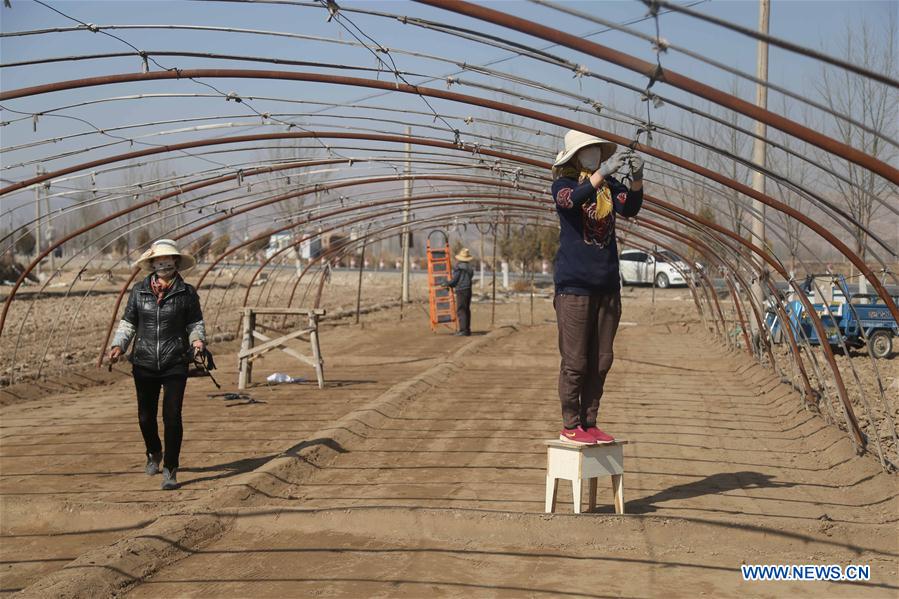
[544,440,628,514]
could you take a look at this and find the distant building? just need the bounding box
[264,233,293,260]
[299,234,322,260]
[264,232,323,260]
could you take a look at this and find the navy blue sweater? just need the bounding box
[551,175,643,295]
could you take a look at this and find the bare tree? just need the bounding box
[109,161,174,256]
[499,224,557,282]
[265,140,323,222]
[769,95,812,275]
[210,233,231,258]
[13,227,36,256]
[189,232,214,263]
[64,189,107,252]
[707,78,753,241]
[136,228,151,249]
[650,104,722,265]
[671,107,716,215]
[815,11,898,273]
[485,96,527,243]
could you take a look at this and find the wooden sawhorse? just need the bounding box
[544,440,628,514]
[238,307,326,390]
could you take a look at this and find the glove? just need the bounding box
[626,153,644,182]
[598,153,626,179]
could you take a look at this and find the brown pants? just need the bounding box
[554,292,622,429]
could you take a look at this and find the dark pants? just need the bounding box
[455,287,472,334]
[554,292,622,429]
[134,374,188,470]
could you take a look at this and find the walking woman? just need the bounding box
[107,239,206,489]
[551,130,644,445]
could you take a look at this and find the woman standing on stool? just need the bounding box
[551,130,644,445]
[107,239,206,490]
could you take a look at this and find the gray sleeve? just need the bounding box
[111,287,138,350]
[111,319,136,351]
[185,287,206,344]
[186,319,206,344]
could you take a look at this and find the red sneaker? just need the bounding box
[559,426,597,445]
[584,426,616,444]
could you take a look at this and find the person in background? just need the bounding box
[550,130,644,445]
[445,248,475,336]
[107,239,206,490]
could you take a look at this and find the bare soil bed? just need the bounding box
[1,265,430,389]
[1,285,896,598]
[769,331,898,466]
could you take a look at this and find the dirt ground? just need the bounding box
[1,266,431,388]
[1,285,897,598]
[770,343,899,466]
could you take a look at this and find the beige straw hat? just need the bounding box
[455,248,474,262]
[135,239,196,272]
[552,130,618,168]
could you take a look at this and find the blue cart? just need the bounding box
[765,275,897,359]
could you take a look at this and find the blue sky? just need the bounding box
[3,1,892,86]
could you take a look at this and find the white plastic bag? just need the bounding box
[266,372,305,384]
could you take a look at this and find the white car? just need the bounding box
[619,249,690,288]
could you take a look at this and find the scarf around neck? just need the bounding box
[150,273,177,305]
[557,165,613,218]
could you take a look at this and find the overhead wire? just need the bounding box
[645,0,899,89]
[4,17,890,224]
[531,0,899,148]
[1,1,892,390]
[25,0,350,162]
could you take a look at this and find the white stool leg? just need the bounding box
[545,476,559,513]
[588,477,598,512]
[571,478,582,514]
[612,474,624,514]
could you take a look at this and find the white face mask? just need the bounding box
[151,257,177,278]
[576,146,604,171]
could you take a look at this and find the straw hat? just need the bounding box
[552,130,617,167]
[455,248,474,262]
[135,239,196,272]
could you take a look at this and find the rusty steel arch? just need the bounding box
[414,0,899,182]
[3,72,896,329]
[2,1,896,467]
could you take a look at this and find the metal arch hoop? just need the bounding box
[428,229,449,247]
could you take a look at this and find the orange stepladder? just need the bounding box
[426,230,458,332]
